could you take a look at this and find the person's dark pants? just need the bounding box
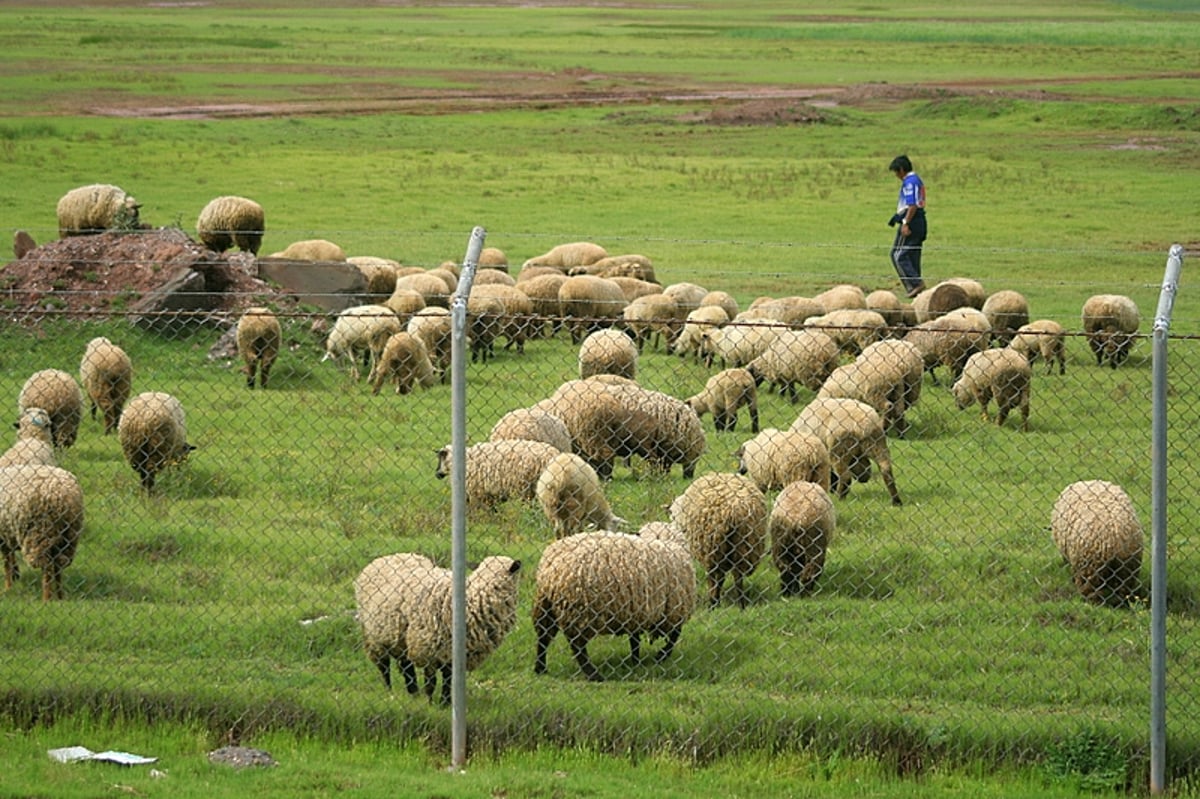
[891,213,926,296]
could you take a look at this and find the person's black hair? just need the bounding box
[889,155,912,173]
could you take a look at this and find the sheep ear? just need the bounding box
[508,560,522,574]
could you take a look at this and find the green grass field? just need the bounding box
[2,1,1200,796]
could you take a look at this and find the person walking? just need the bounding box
[887,154,927,298]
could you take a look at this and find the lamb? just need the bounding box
[117,391,194,492]
[669,472,767,608]
[671,305,729,363]
[0,409,56,469]
[769,480,835,597]
[196,195,265,254]
[532,530,695,681]
[745,328,840,403]
[1082,294,1140,368]
[735,427,831,493]
[951,347,1032,431]
[687,368,759,434]
[522,241,608,270]
[370,332,438,396]
[803,309,887,356]
[557,274,628,344]
[1009,319,1066,375]
[535,452,624,538]
[578,328,638,380]
[322,304,401,381]
[0,464,84,600]
[902,307,992,385]
[488,407,573,453]
[699,318,786,368]
[18,369,84,449]
[790,397,902,506]
[269,238,346,261]
[406,307,451,379]
[1050,480,1143,606]
[620,293,681,353]
[981,289,1030,346]
[235,308,281,390]
[435,439,562,509]
[79,336,133,432]
[354,552,522,703]
[56,183,140,237]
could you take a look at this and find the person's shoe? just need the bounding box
[905,282,926,299]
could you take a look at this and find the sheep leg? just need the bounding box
[748,398,759,434]
[399,654,419,695]
[654,627,682,663]
[627,634,641,664]
[877,458,903,507]
[367,648,392,689]
[434,664,452,706]
[41,566,61,602]
[706,568,725,608]
[533,600,558,675]
[259,359,272,389]
[3,549,17,591]
[245,360,258,390]
[567,635,603,682]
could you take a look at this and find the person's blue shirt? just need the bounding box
[896,172,925,216]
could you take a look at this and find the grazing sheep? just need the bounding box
[620,293,681,353]
[348,256,401,296]
[558,274,628,344]
[608,275,663,304]
[383,288,427,326]
[814,284,867,312]
[0,464,84,601]
[745,328,840,404]
[235,308,281,390]
[669,472,768,608]
[464,290,506,364]
[18,369,84,449]
[0,409,56,469]
[322,304,401,381]
[478,246,509,271]
[391,272,451,308]
[514,273,569,339]
[435,439,562,509]
[196,195,265,254]
[1051,480,1143,606]
[661,281,709,314]
[468,267,511,288]
[354,553,522,703]
[735,427,831,493]
[951,348,1032,431]
[522,241,608,270]
[834,338,925,437]
[56,183,140,237]
[700,318,787,369]
[902,307,992,385]
[790,397,902,506]
[982,289,1030,346]
[535,452,624,538]
[469,282,535,355]
[687,368,759,434]
[940,277,987,309]
[489,407,573,453]
[117,392,194,492]
[742,296,825,326]
[911,282,972,323]
[1082,294,1140,368]
[803,309,887,357]
[671,305,729,363]
[270,238,346,261]
[79,336,133,432]
[770,480,835,597]
[570,253,657,282]
[1009,319,1067,375]
[370,332,437,396]
[578,328,638,380]
[865,289,905,329]
[406,307,451,379]
[533,530,695,681]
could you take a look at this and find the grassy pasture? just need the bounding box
[2,1,1200,795]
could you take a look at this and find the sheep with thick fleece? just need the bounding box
[770,480,835,597]
[406,307,451,380]
[196,195,265,254]
[0,464,84,601]
[803,309,887,356]
[535,452,624,538]
[1009,319,1066,375]
[533,530,695,681]
[370,332,437,396]
[514,273,568,339]
[952,348,1032,431]
[790,397,902,506]
[700,318,787,369]
[745,328,840,404]
[118,392,194,491]
[392,272,451,308]
[742,296,825,326]
[488,407,572,453]
[911,282,972,323]
[435,439,562,509]
[735,427,830,493]
[661,281,709,314]
[470,282,535,355]
[354,552,522,703]
[671,305,729,363]
[620,293,680,353]
[348,256,401,296]
[669,472,767,608]
[826,338,924,437]
[0,409,56,469]
[814,284,867,312]
[558,274,628,344]
[902,307,992,385]
[235,308,281,390]
[687,367,759,434]
[322,304,401,381]
[56,183,140,237]
[522,241,608,270]
[570,253,656,283]
[578,328,638,381]
[79,336,133,432]
[18,369,84,449]
[1051,480,1143,606]
[865,289,905,328]
[1082,294,1140,368]
[982,289,1030,346]
[269,238,346,261]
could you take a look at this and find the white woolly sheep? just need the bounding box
[535,452,624,538]
[18,369,84,449]
[828,338,925,437]
[981,289,1030,346]
[742,295,825,326]
[669,471,767,608]
[370,332,437,396]
[687,367,759,434]
[533,530,695,681]
[746,328,840,404]
[354,552,522,703]
[661,281,709,314]
[790,397,902,506]
[322,304,401,381]
[469,282,535,356]
[79,336,133,432]
[488,407,573,453]
[699,290,739,320]
[1082,294,1140,368]
[468,268,511,289]
[117,391,193,492]
[1051,480,1143,606]
[558,274,628,344]
[578,328,639,380]
[940,277,986,309]
[0,408,56,469]
[56,183,140,237]
[478,246,509,271]
[570,253,656,282]
[514,272,569,339]
[700,318,786,369]
[196,195,265,254]
[803,309,887,357]
[383,288,427,326]
[435,439,563,509]
[0,463,84,601]
[269,238,346,261]
[911,281,973,323]
[234,308,281,390]
[770,480,835,597]
[865,289,905,328]
[814,284,867,312]
[406,307,451,379]
[1009,319,1066,375]
[392,272,451,308]
[951,347,1032,431]
[671,305,729,363]
[608,276,663,304]
[522,241,608,270]
[620,292,680,353]
[735,427,831,493]
[348,256,401,296]
[902,307,992,385]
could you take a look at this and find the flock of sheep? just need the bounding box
[10,184,1146,698]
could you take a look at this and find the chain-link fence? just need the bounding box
[0,237,1195,790]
